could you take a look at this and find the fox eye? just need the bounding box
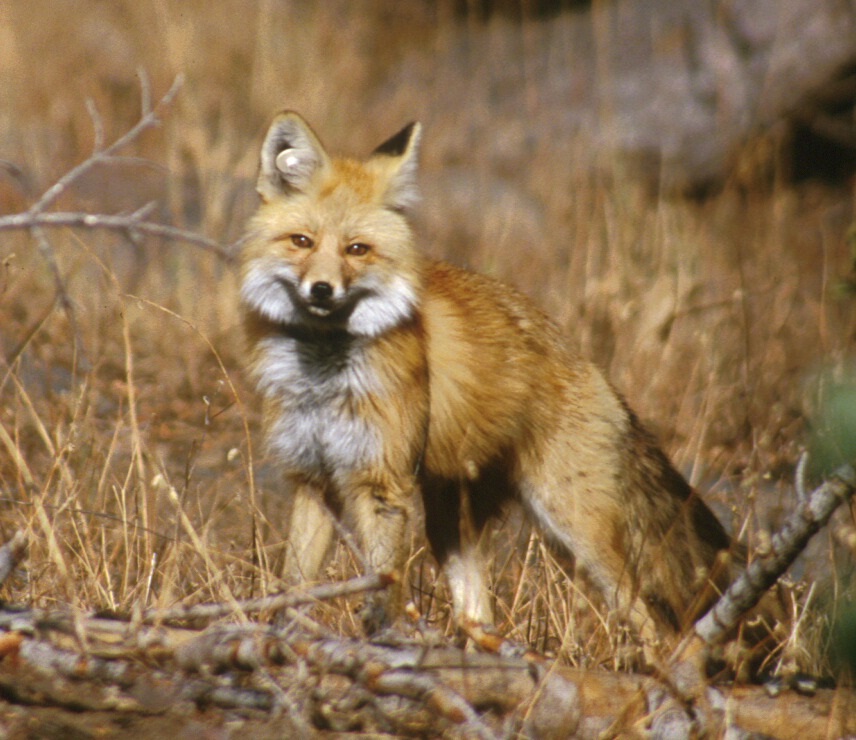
[346,243,371,257]
[290,234,313,249]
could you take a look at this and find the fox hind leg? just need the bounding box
[421,472,505,628]
[519,463,667,657]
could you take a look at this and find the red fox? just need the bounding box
[240,112,732,646]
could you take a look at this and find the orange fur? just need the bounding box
[240,112,731,646]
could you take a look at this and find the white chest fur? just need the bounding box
[255,334,383,477]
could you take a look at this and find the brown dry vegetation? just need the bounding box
[1,0,856,726]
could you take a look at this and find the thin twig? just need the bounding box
[27,75,184,218]
[31,226,81,351]
[85,99,105,154]
[137,68,152,117]
[7,74,194,365]
[143,572,394,625]
[795,450,809,503]
[0,211,233,261]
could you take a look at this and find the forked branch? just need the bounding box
[650,463,856,736]
[26,73,183,219]
[694,463,856,648]
[0,73,232,286]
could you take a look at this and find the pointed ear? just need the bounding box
[257,112,329,201]
[371,122,422,212]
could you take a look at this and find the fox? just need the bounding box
[239,112,733,648]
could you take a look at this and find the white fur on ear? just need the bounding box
[257,112,329,200]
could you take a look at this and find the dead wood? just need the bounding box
[0,465,854,737]
[643,463,856,736]
[0,611,852,738]
[694,464,856,648]
[0,531,27,588]
[664,465,856,701]
[141,571,394,627]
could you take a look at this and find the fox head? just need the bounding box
[240,112,423,337]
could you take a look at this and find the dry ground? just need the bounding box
[1,1,856,734]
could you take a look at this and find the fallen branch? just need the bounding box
[0,464,854,737]
[648,463,856,735]
[291,637,578,738]
[142,571,394,626]
[695,464,856,647]
[666,463,856,682]
[0,611,851,739]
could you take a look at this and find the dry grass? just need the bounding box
[1,0,855,680]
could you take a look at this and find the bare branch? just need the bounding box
[795,450,809,503]
[0,531,27,588]
[0,211,233,261]
[137,67,153,118]
[694,464,856,647]
[131,201,159,221]
[27,74,184,218]
[85,98,105,154]
[143,572,394,625]
[0,74,230,263]
[3,74,197,363]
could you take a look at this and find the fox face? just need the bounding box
[240,113,424,337]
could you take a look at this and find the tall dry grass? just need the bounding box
[1,0,855,677]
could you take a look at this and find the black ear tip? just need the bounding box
[373,122,419,157]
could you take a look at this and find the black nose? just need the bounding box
[310,281,334,301]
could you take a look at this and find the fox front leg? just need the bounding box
[282,482,335,585]
[344,478,417,634]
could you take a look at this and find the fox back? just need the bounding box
[239,112,732,650]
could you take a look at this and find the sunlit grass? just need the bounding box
[1,0,854,679]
